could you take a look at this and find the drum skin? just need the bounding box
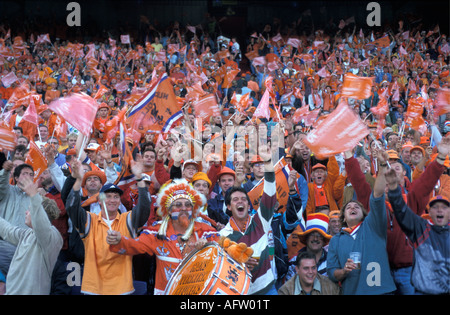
[164,242,251,295]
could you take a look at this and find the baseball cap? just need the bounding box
[100,183,123,196]
[182,159,199,171]
[427,195,450,209]
[84,143,100,152]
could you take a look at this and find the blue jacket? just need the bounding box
[388,186,450,295]
[327,192,396,295]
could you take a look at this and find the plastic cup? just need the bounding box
[349,252,361,269]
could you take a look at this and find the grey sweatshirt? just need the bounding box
[0,194,63,295]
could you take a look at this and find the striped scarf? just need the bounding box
[343,222,362,238]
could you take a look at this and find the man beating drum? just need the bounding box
[106,178,252,295]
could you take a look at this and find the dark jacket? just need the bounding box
[388,186,449,295]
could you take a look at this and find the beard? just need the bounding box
[178,214,191,229]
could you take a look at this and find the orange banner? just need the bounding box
[25,140,48,182]
[434,88,450,118]
[340,73,374,100]
[405,98,427,134]
[247,158,294,213]
[192,94,221,121]
[48,93,100,136]
[0,127,17,151]
[303,100,370,159]
[126,73,182,134]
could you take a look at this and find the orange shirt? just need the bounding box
[81,211,135,295]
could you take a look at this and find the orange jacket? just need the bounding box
[110,221,219,295]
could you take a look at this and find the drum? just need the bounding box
[164,242,252,295]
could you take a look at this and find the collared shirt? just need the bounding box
[294,276,322,295]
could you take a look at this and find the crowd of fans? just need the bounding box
[0,13,449,296]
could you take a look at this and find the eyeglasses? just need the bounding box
[172,202,193,209]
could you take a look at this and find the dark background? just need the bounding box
[0,0,448,44]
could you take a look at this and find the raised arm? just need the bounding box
[0,160,13,202]
[128,156,151,236]
[258,145,276,222]
[21,177,63,250]
[64,159,88,236]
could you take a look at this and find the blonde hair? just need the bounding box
[41,197,61,222]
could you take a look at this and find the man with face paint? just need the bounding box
[107,178,221,295]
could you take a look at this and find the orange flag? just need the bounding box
[0,127,17,151]
[247,157,294,213]
[53,115,68,139]
[48,93,100,136]
[236,93,252,113]
[405,98,427,134]
[126,73,182,134]
[303,100,370,159]
[340,73,374,100]
[25,141,48,182]
[253,89,271,120]
[22,98,40,126]
[434,88,450,118]
[367,35,390,48]
[192,94,221,121]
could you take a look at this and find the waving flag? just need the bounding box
[341,73,374,100]
[303,100,370,159]
[114,121,135,190]
[127,73,182,134]
[0,127,17,151]
[247,157,294,213]
[405,98,427,134]
[1,71,18,87]
[286,38,301,49]
[25,141,48,182]
[48,93,99,136]
[22,97,40,126]
[120,35,131,44]
[36,34,51,45]
[253,89,271,120]
[434,88,450,119]
[192,94,221,121]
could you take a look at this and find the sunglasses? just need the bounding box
[172,202,193,209]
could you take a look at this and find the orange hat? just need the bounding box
[296,213,332,245]
[82,170,107,187]
[84,143,101,152]
[98,103,110,110]
[312,163,327,171]
[250,155,264,165]
[66,148,77,156]
[387,149,400,160]
[217,167,236,179]
[191,172,212,187]
[329,210,340,219]
[410,146,425,155]
[401,141,413,151]
[420,137,430,145]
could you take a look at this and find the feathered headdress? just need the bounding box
[156,178,206,241]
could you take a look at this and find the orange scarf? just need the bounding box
[230,216,251,233]
[343,222,362,236]
[314,184,328,207]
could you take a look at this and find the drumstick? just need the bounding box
[99,192,112,231]
[199,213,217,228]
